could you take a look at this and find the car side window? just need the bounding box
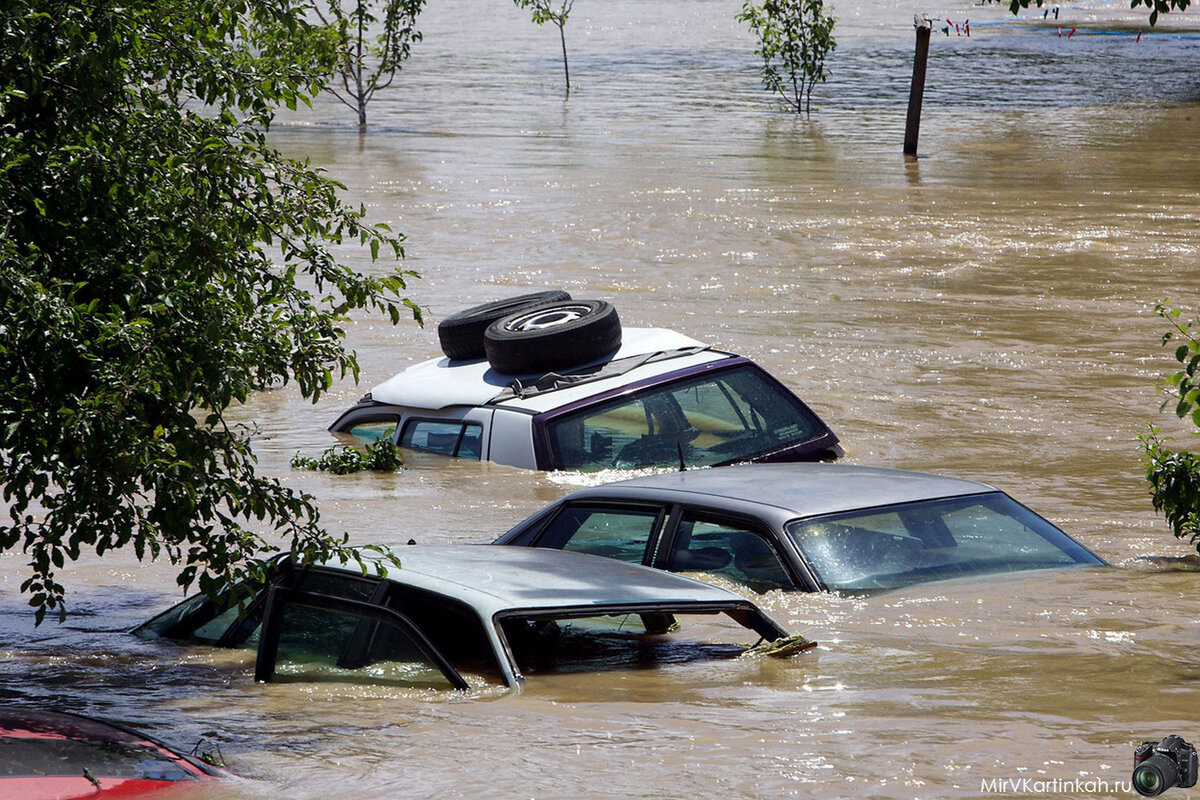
[400,420,483,460]
[134,566,381,646]
[545,399,651,469]
[263,599,465,689]
[343,420,398,443]
[534,506,662,564]
[666,517,795,591]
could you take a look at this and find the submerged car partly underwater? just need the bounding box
[136,546,803,691]
[494,463,1106,593]
[329,292,841,471]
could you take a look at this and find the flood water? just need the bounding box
[2,0,1199,797]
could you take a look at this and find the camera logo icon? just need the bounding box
[1133,735,1198,797]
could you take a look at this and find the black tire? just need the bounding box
[484,299,622,375]
[437,290,572,361]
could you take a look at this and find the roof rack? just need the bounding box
[487,346,715,403]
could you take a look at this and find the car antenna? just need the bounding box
[677,442,687,472]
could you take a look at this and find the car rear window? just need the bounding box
[544,364,827,471]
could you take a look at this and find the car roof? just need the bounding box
[557,462,999,522]
[341,545,755,618]
[369,327,718,411]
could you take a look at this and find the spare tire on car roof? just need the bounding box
[484,299,622,375]
[437,290,572,361]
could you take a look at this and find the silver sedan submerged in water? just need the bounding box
[493,463,1105,593]
[136,546,794,691]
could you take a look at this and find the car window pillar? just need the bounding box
[649,504,684,569]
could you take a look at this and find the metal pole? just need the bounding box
[904,16,932,158]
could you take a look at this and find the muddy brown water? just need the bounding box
[2,0,1199,797]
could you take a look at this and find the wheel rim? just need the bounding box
[502,304,592,332]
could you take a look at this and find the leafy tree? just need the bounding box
[738,0,837,115]
[1140,301,1200,556]
[0,0,418,623]
[514,0,575,98]
[312,0,427,128]
[1003,0,1188,26]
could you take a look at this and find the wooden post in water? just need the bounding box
[904,16,932,158]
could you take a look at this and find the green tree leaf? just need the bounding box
[0,0,418,622]
[1141,302,1200,556]
[738,0,837,115]
[311,0,427,127]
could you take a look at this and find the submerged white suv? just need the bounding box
[329,292,841,471]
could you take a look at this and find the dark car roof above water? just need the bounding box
[562,463,998,521]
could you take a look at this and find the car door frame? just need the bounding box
[255,586,470,690]
[500,500,673,567]
[652,505,822,592]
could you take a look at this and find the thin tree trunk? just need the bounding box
[356,6,368,128]
[558,23,570,98]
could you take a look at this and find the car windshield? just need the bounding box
[500,611,763,676]
[0,739,198,781]
[786,492,1102,591]
[545,363,828,470]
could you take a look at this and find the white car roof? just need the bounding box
[370,327,719,411]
